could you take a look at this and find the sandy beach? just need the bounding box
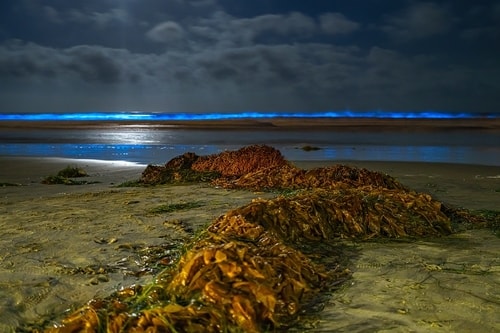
[1,157,499,332]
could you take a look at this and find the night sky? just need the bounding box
[0,1,499,114]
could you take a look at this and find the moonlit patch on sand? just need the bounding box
[49,157,147,167]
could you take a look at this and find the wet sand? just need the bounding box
[0,157,499,332]
[2,117,500,131]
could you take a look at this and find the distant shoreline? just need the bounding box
[1,117,499,130]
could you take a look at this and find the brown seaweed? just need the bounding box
[139,145,289,185]
[44,205,344,333]
[220,188,451,241]
[139,145,406,192]
[191,144,289,177]
[214,164,407,191]
[41,166,97,185]
[38,145,483,333]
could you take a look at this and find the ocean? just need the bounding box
[1,123,499,166]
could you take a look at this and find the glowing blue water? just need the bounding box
[1,124,499,166]
[2,143,499,166]
[0,111,497,121]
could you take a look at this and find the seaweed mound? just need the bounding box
[191,144,289,177]
[46,213,341,332]
[42,145,476,332]
[139,144,404,192]
[44,187,451,332]
[140,145,289,185]
[41,166,92,185]
[223,188,451,240]
[215,164,407,191]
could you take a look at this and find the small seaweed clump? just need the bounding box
[56,166,88,178]
[300,145,321,151]
[41,166,92,185]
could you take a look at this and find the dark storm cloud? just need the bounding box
[64,46,123,84]
[0,41,58,78]
[1,38,498,112]
[0,0,499,113]
[193,45,303,84]
[0,41,123,84]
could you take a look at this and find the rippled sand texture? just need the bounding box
[316,230,499,332]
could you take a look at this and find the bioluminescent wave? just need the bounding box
[0,111,497,121]
[2,143,499,166]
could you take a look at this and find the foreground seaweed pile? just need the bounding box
[44,211,337,332]
[40,145,482,332]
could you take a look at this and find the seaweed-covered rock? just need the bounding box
[139,145,288,185]
[192,144,289,177]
